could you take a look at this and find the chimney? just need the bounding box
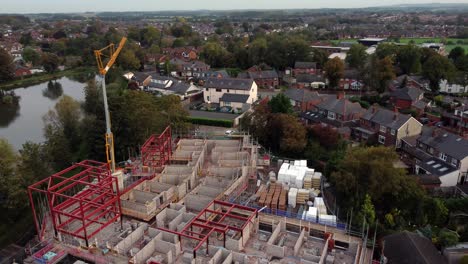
[372,104,378,113]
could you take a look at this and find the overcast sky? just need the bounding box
[2,0,467,13]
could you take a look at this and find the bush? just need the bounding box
[189,117,233,127]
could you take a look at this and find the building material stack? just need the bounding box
[296,189,310,205]
[311,172,322,189]
[278,189,287,211]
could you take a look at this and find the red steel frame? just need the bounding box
[141,126,172,168]
[28,160,122,247]
[157,200,258,258]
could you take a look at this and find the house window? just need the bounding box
[227,89,230,93]
[391,129,395,135]
[205,88,209,91]
[225,101,231,106]
[439,153,447,161]
[216,88,221,92]
[380,125,387,133]
[327,112,336,120]
[378,135,386,144]
[428,147,434,154]
[207,96,210,101]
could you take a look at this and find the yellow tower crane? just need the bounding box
[94,37,127,172]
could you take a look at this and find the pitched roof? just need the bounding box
[283,88,322,102]
[418,127,468,160]
[170,82,192,94]
[205,78,254,90]
[317,96,364,116]
[362,106,413,130]
[133,72,150,83]
[220,93,250,103]
[294,61,317,69]
[240,70,278,79]
[383,231,447,264]
[391,86,424,101]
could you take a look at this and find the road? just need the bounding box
[189,110,240,120]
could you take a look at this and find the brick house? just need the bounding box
[292,61,317,76]
[390,86,427,112]
[170,59,210,79]
[401,127,468,186]
[14,66,31,77]
[353,106,423,148]
[239,70,279,89]
[162,47,200,61]
[339,69,363,90]
[295,74,326,89]
[310,93,364,128]
[283,88,323,111]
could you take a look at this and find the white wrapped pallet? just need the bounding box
[318,214,337,227]
[301,160,307,167]
[306,207,318,222]
[314,197,327,215]
[278,163,289,183]
[288,188,298,208]
[294,160,301,166]
[295,167,306,188]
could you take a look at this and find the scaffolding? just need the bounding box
[28,160,123,247]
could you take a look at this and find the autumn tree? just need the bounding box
[375,43,398,59]
[311,48,329,69]
[0,47,14,81]
[117,49,141,70]
[268,114,307,156]
[41,52,60,73]
[324,57,345,89]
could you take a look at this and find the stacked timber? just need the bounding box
[312,172,322,189]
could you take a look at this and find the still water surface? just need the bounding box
[0,77,86,149]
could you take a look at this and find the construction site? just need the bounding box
[24,126,375,264]
[21,38,375,264]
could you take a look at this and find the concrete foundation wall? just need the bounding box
[294,228,307,255]
[196,185,223,198]
[266,221,286,258]
[185,194,214,212]
[114,223,148,255]
[132,236,176,264]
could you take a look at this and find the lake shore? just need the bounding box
[0,67,94,91]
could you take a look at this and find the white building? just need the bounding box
[203,78,258,105]
[439,79,468,94]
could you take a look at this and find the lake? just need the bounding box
[0,77,86,150]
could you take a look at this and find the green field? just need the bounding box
[329,38,468,52]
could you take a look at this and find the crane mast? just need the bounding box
[94,37,127,172]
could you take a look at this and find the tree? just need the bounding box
[375,43,398,59]
[311,48,329,69]
[396,44,422,74]
[17,142,52,187]
[375,56,396,93]
[117,49,140,70]
[346,44,367,69]
[141,26,161,47]
[324,57,344,89]
[359,194,376,227]
[0,138,23,210]
[437,229,459,248]
[19,32,33,46]
[424,198,448,226]
[269,114,307,156]
[22,47,40,65]
[172,38,185,48]
[248,38,268,66]
[423,54,456,92]
[330,146,425,223]
[0,48,14,82]
[448,46,465,62]
[201,42,229,68]
[41,52,59,73]
[269,93,292,114]
[43,95,82,170]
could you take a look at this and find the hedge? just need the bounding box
[189,117,233,127]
